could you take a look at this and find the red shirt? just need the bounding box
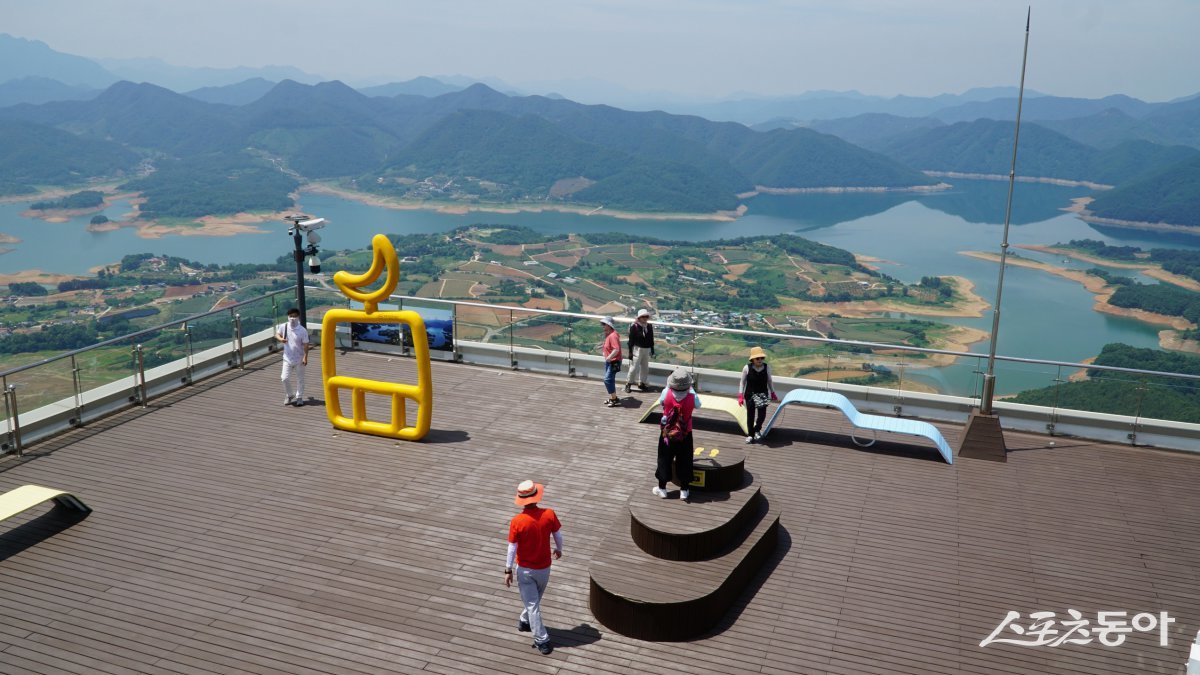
[508,506,561,570]
[602,331,622,361]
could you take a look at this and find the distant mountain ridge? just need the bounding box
[0,80,935,215]
[873,119,1200,186]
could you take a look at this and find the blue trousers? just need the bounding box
[603,360,618,395]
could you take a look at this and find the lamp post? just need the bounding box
[283,214,326,328]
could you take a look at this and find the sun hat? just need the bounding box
[667,367,692,392]
[748,346,767,362]
[637,309,651,318]
[599,316,615,329]
[514,480,544,506]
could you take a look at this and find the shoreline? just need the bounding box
[924,172,1113,190]
[961,250,1197,333]
[778,275,990,320]
[1020,243,1200,293]
[750,182,952,195]
[1065,196,1200,235]
[302,183,743,222]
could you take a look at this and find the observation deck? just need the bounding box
[1,348,1198,673]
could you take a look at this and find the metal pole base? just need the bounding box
[957,409,1007,462]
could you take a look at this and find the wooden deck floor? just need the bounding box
[1,351,1199,674]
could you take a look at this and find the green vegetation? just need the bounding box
[30,190,104,210]
[1062,238,1141,260]
[6,282,48,296]
[879,120,1200,190]
[1085,268,1135,286]
[121,152,298,219]
[1108,283,1200,324]
[3,80,936,217]
[1011,343,1200,423]
[0,119,138,188]
[1087,155,1200,227]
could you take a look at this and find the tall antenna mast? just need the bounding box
[979,6,1031,416]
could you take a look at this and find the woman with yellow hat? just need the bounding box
[738,346,777,443]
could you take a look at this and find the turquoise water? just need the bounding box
[3,180,1198,394]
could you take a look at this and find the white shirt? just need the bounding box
[278,320,310,364]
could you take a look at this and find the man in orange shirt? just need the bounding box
[504,480,563,655]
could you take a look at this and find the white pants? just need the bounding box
[626,345,651,386]
[517,565,552,644]
[281,360,305,401]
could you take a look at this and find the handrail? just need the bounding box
[0,288,294,379]
[373,291,1200,384]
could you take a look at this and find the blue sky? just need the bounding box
[4,0,1198,101]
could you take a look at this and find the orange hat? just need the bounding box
[514,480,544,506]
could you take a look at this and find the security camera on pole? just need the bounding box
[283,214,326,328]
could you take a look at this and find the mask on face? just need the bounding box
[288,317,299,326]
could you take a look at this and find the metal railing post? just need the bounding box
[70,354,83,426]
[509,309,517,369]
[566,322,575,376]
[1129,378,1148,445]
[183,322,194,384]
[134,344,148,407]
[1048,365,1064,435]
[452,304,462,362]
[5,384,21,457]
[234,313,245,370]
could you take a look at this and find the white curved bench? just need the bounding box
[761,389,953,464]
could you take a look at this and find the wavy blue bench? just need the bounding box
[761,389,953,464]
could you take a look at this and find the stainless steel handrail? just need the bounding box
[0,288,294,379]
[366,291,1200,384]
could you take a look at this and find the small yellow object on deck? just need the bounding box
[0,485,92,523]
[321,234,433,441]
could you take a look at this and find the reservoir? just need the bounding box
[3,179,1198,394]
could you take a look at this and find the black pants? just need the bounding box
[747,404,768,434]
[656,431,694,490]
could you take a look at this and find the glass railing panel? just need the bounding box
[1012,365,1200,425]
[454,303,513,348]
[3,356,78,419]
[72,335,143,402]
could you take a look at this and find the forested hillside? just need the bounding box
[1087,155,1200,227]
[1011,343,1200,422]
[0,80,938,217]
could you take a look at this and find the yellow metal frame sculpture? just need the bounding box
[321,234,432,440]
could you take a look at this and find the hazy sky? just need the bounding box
[5,0,1198,101]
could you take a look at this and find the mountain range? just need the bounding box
[0,79,943,215]
[1,32,1198,226]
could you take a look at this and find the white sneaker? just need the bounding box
[754,432,762,442]
[679,490,690,501]
[745,435,755,444]
[652,487,668,499]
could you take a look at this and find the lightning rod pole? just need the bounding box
[980,7,1031,415]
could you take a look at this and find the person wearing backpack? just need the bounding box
[738,346,777,443]
[654,367,702,502]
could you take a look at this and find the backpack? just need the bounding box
[661,398,688,445]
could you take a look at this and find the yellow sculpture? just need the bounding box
[321,234,432,440]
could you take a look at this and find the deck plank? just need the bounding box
[0,352,1198,672]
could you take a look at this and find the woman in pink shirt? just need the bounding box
[600,317,623,407]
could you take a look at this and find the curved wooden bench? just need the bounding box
[638,394,749,435]
[762,389,954,464]
[0,485,92,524]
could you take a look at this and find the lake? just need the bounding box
[3,179,1199,394]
